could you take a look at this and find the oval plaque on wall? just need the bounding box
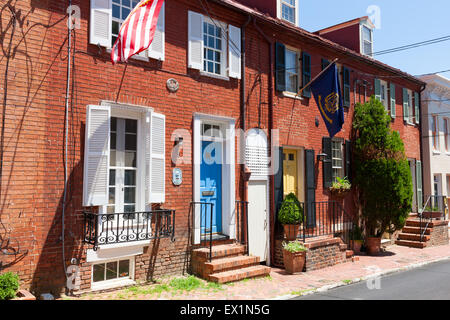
[172,168,182,186]
[166,78,179,93]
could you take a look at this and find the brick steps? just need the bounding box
[402,226,431,235]
[208,265,271,284]
[203,255,260,275]
[398,233,430,242]
[192,243,271,283]
[395,240,427,248]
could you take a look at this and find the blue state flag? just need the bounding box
[309,64,345,138]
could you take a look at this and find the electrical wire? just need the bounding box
[372,35,450,56]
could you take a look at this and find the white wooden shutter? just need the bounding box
[188,11,204,70]
[149,112,166,203]
[228,25,241,79]
[148,2,165,61]
[83,105,110,206]
[90,0,112,48]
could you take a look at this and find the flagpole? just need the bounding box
[295,58,339,98]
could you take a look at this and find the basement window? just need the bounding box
[92,258,134,288]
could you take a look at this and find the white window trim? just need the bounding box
[277,0,299,26]
[360,23,373,57]
[201,16,229,80]
[91,256,136,291]
[444,117,450,153]
[432,114,440,153]
[380,80,388,110]
[331,139,344,182]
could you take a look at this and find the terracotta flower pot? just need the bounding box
[366,237,381,256]
[283,250,306,274]
[350,240,362,253]
[283,224,300,241]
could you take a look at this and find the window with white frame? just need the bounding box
[361,25,373,56]
[380,80,388,109]
[434,174,441,196]
[444,118,449,152]
[432,115,440,152]
[281,0,297,24]
[188,11,241,79]
[90,0,165,60]
[332,140,344,182]
[285,48,299,93]
[408,90,414,124]
[92,258,133,284]
[203,21,224,75]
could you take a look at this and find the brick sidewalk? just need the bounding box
[66,242,450,300]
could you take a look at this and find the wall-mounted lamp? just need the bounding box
[317,153,327,162]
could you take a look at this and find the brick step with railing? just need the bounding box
[191,244,271,283]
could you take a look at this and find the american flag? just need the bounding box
[111,0,165,64]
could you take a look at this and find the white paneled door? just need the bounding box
[248,180,268,262]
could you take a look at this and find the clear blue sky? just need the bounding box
[299,0,450,78]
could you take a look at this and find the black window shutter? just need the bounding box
[275,43,286,92]
[345,140,352,183]
[323,137,332,188]
[305,149,316,228]
[302,52,311,98]
[343,67,351,107]
[321,58,330,70]
[274,147,284,220]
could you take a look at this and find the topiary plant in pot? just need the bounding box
[353,97,412,255]
[278,193,304,241]
[349,224,363,253]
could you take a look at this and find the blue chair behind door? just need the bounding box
[200,140,222,235]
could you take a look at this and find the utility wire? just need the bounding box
[372,35,450,56]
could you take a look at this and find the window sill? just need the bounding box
[91,278,136,292]
[106,48,150,62]
[432,150,441,155]
[199,71,230,81]
[281,91,303,100]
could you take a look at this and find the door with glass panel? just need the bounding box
[106,117,138,220]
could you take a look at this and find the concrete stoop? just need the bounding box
[191,244,271,284]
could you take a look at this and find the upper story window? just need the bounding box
[281,0,297,24]
[285,48,299,93]
[432,115,440,152]
[361,25,373,56]
[444,118,449,152]
[203,21,224,75]
[188,11,242,80]
[90,0,165,61]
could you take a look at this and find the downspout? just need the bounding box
[419,84,427,211]
[241,15,251,202]
[253,17,275,266]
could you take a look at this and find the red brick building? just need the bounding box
[0,0,424,295]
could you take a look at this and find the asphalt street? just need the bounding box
[294,259,450,300]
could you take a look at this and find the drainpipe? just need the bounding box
[241,15,251,202]
[419,84,427,210]
[253,17,275,266]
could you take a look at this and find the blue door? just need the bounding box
[200,140,222,235]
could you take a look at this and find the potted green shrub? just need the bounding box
[349,225,363,254]
[278,193,304,241]
[282,241,308,274]
[0,272,19,300]
[330,176,351,198]
[353,98,412,256]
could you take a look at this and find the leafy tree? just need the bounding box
[0,272,19,300]
[352,97,412,237]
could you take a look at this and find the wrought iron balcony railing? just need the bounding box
[83,209,176,250]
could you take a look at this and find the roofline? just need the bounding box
[212,0,425,87]
[315,16,374,35]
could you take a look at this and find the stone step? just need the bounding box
[402,226,431,235]
[339,243,348,251]
[405,220,436,228]
[398,233,430,242]
[395,240,427,248]
[208,265,271,284]
[192,244,246,261]
[203,255,260,275]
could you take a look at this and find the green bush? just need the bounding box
[282,240,308,253]
[353,97,412,237]
[0,272,19,300]
[278,193,304,225]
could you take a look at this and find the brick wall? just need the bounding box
[274,238,351,271]
[429,221,449,247]
[0,0,423,295]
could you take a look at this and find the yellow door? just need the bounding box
[283,149,298,197]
